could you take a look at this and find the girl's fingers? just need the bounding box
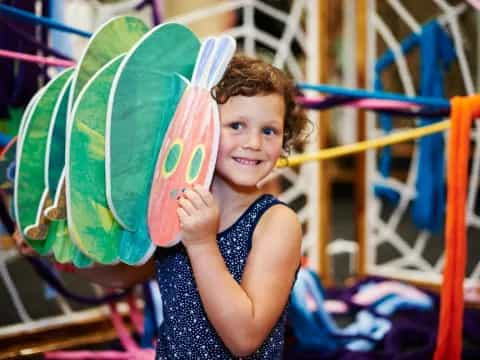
[176,207,188,221]
[193,185,214,207]
[183,188,204,209]
[177,196,196,215]
[177,207,190,229]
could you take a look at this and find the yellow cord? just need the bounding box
[277,120,451,168]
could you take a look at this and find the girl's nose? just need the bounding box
[243,131,262,150]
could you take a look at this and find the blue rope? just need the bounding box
[410,21,455,233]
[0,4,91,38]
[375,32,419,73]
[372,28,421,204]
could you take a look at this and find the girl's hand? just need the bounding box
[12,227,38,257]
[177,185,220,248]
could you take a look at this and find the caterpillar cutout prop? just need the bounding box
[104,23,201,264]
[15,69,73,253]
[14,16,148,267]
[66,55,127,265]
[46,16,148,224]
[148,36,236,247]
[13,17,235,266]
[66,22,199,265]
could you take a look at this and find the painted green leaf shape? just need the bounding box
[70,16,149,108]
[45,76,93,267]
[49,220,92,267]
[46,15,149,221]
[43,16,149,266]
[107,22,200,233]
[17,88,44,162]
[14,68,73,254]
[47,78,72,194]
[10,89,43,222]
[67,55,129,264]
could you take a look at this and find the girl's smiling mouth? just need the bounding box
[233,157,262,165]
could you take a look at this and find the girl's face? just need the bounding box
[215,94,285,189]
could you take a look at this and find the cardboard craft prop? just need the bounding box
[14,69,73,255]
[46,76,93,266]
[13,18,237,264]
[148,36,236,247]
[66,55,127,264]
[106,23,200,233]
[105,23,200,263]
[45,16,148,222]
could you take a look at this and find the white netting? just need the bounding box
[364,0,480,286]
[0,0,320,337]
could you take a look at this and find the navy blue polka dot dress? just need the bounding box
[155,194,289,359]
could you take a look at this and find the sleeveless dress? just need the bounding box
[155,194,289,359]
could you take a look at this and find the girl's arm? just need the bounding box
[73,258,156,288]
[13,228,155,288]
[178,186,302,356]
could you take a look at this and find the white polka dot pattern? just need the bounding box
[155,195,288,359]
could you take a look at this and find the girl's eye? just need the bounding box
[229,122,242,130]
[262,127,276,136]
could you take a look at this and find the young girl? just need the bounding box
[154,54,308,359]
[14,54,309,358]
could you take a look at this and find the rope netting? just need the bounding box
[363,0,480,289]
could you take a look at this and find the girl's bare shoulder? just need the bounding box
[253,203,302,249]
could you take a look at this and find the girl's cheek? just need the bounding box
[272,138,284,154]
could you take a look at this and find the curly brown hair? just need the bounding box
[212,54,309,153]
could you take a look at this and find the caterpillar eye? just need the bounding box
[162,139,183,178]
[186,145,205,184]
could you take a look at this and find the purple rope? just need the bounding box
[287,276,480,359]
[298,95,450,118]
[135,0,162,25]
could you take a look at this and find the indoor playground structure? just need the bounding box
[0,0,480,359]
